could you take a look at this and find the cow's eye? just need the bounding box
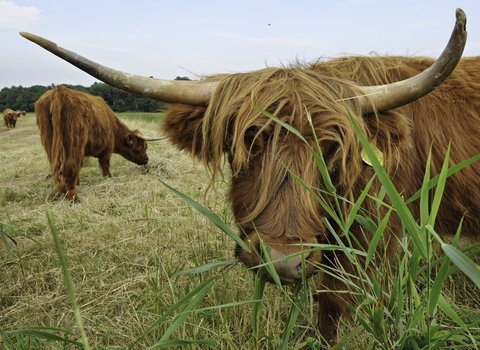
[245,128,268,157]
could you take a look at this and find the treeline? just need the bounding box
[0,80,190,113]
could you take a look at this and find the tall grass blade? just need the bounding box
[304,109,337,194]
[406,154,480,204]
[161,180,250,252]
[419,151,432,228]
[158,279,215,342]
[257,106,336,193]
[428,254,452,316]
[174,260,238,276]
[46,210,91,350]
[346,175,376,231]
[5,328,82,347]
[279,282,304,350]
[429,144,451,226]
[346,109,428,259]
[258,240,283,287]
[441,244,480,288]
[131,278,217,349]
[286,167,344,231]
[251,265,267,340]
[437,294,467,331]
[148,339,218,349]
[0,222,16,261]
[365,208,391,267]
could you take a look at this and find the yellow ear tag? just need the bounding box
[361,143,384,167]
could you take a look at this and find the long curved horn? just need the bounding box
[19,32,217,106]
[359,8,467,112]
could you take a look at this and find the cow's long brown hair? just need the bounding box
[164,56,480,236]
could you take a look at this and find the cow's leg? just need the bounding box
[64,158,81,201]
[54,177,67,196]
[98,154,112,177]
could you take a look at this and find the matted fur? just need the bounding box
[162,55,480,345]
[35,85,150,201]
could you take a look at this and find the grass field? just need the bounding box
[0,113,323,349]
[1,112,479,349]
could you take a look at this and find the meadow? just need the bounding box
[1,112,479,349]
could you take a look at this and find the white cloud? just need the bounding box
[0,0,40,29]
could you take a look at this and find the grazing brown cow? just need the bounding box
[35,86,157,201]
[3,109,12,127]
[3,109,16,128]
[14,110,26,118]
[3,109,25,128]
[21,9,479,346]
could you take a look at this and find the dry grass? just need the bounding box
[1,114,479,349]
[1,114,318,349]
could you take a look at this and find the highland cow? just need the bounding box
[21,8,479,346]
[35,86,157,201]
[3,109,16,128]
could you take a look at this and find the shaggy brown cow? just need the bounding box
[35,86,157,201]
[3,109,25,128]
[21,9,479,345]
[15,110,26,118]
[3,109,16,128]
[3,109,12,127]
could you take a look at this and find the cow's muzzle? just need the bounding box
[235,236,322,284]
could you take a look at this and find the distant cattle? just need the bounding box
[22,9,479,346]
[3,109,16,128]
[35,86,159,201]
[3,109,12,127]
[3,109,26,128]
[15,110,26,118]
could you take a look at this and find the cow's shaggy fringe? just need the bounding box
[164,55,480,236]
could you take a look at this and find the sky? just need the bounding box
[1,0,480,89]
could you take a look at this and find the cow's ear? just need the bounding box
[126,133,136,146]
[162,104,207,156]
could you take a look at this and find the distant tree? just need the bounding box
[0,85,48,112]
[0,82,164,113]
[175,76,191,81]
[63,84,89,94]
[88,82,164,112]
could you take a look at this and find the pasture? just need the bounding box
[0,113,320,349]
[1,113,479,349]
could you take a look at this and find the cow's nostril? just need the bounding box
[269,247,312,282]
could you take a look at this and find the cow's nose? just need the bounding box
[269,247,311,283]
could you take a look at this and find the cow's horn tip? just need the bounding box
[455,8,467,28]
[19,32,38,42]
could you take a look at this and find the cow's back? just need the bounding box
[314,56,480,237]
